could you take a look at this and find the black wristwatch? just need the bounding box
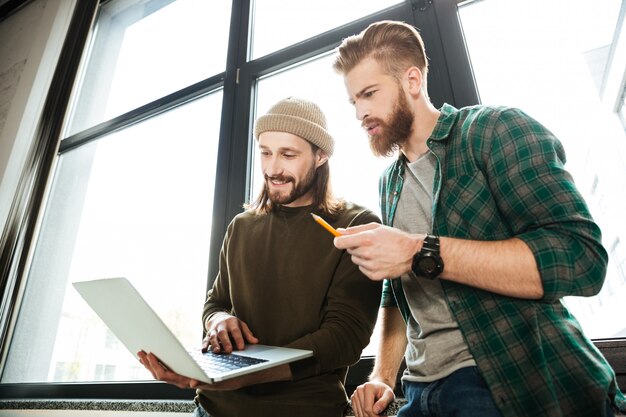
[411,234,444,280]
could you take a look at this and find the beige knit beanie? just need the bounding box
[254,97,335,156]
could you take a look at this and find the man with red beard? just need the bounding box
[139,97,382,417]
[332,20,626,417]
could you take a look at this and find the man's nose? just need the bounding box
[355,102,369,121]
[265,157,283,177]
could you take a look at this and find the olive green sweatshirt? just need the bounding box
[197,203,382,417]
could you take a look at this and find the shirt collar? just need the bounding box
[429,103,459,142]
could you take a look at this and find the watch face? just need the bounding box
[418,257,438,274]
[412,235,444,279]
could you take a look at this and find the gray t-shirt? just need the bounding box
[393,152,475,382]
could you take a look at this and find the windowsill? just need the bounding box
[0,399,195,413]
[0,398,409,416]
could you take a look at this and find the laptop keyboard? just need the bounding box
[189,349,268,374]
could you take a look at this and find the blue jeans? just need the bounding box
[398,367,618,417]
[192,405,211,417]
[397,367,502,417]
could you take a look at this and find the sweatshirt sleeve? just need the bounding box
[202,221,234,330]
[285,210,383,381]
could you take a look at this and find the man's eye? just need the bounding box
[364,90,375,98]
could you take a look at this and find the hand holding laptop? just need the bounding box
[73,278,312,386]
[135,311,270,391]
[138,350,202,389]
[137,348,292,391]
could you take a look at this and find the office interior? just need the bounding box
[1,0,625,415]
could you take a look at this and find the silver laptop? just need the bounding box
[73,277,313,384]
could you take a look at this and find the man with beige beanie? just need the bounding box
[139,97,382,417]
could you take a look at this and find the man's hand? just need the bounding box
[137,350,271,391]
[205,312,259,353]
[350,380,396,417]
[334,223,422,281]
[137,350,209,390]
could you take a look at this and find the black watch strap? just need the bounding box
[421,234,440,253]
[411,234,444,280]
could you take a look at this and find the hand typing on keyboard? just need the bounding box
[190,349,268,374]
[137,312,288,392]
[204,311,259,354]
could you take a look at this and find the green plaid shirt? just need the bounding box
[380,104,626,416]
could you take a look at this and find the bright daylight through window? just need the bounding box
[2,0,227,383]
[459,0,626,338]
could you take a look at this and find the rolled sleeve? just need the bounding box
[483,108,608,301]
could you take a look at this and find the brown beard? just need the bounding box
[265,161,317,206]
[365,87,414,157]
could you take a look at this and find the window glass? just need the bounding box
[619,88,626,130]
[250,0,401,59]
[66,0,231,136]
[458,0,626,338]
[2,91,221,383]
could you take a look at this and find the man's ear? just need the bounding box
[315,149,329,168]
[406,66,423,95]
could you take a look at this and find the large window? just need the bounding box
[66,0,231,136]
[2,0,229,384]
[458,0,626,339]
[2,92,222,382]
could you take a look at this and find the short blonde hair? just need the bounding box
[333,20,429,82]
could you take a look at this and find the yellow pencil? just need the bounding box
[310,213,341,237]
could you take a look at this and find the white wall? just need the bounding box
[0,0,76,234]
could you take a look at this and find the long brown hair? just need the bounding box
[333,20,429,82]
[246,143,345,217]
